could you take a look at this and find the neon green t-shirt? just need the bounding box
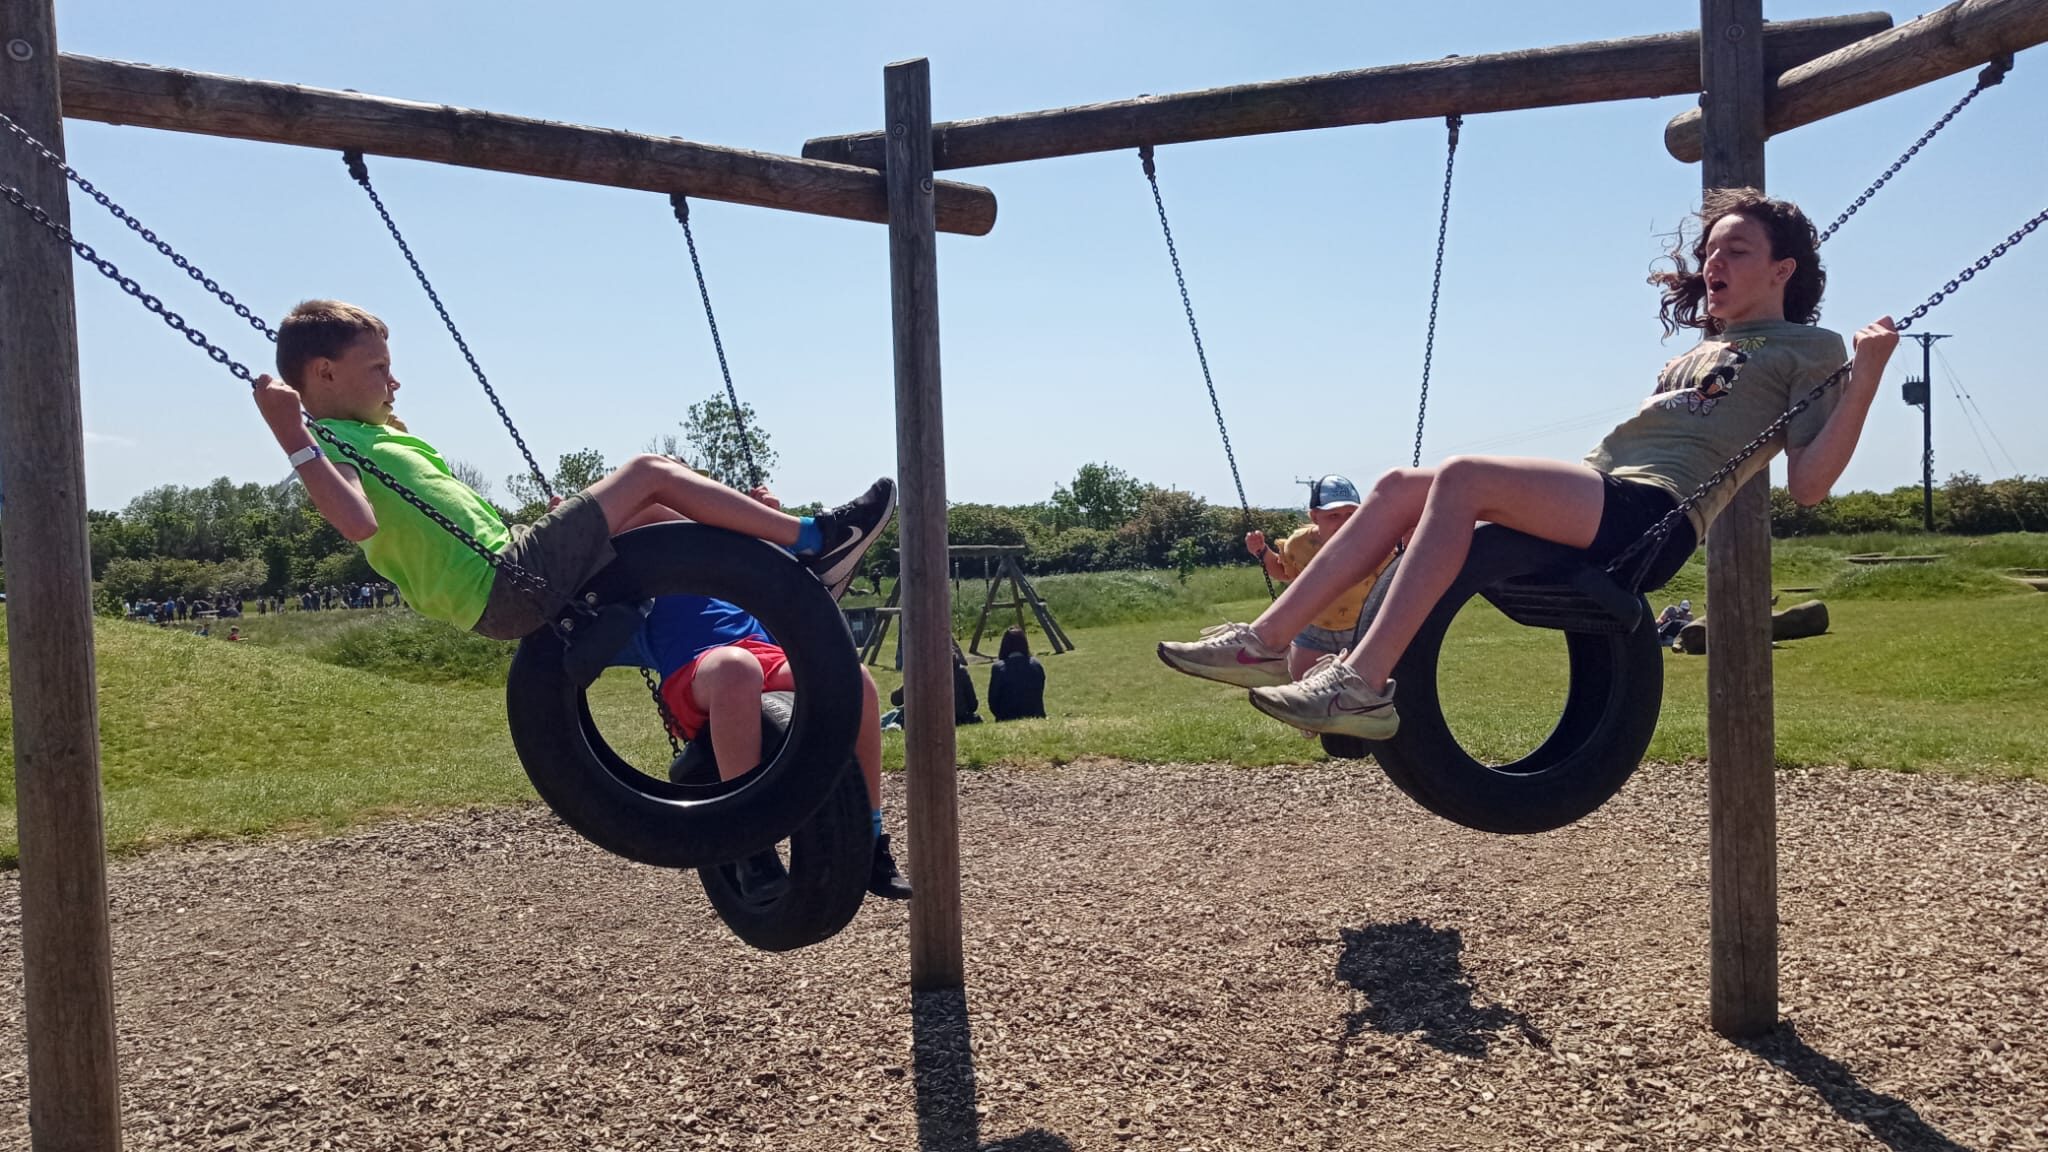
[1585,318,1847,537]
[314,419,510,630]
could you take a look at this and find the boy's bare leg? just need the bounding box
[1345,457,1605,689]
[1245,468,1434,648]
[691,646,768,781]
[757,661,883,812]
[585,455,801,545]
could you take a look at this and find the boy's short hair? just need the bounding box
[276,300,388,389]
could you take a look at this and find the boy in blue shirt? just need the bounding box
[634,551,912,901]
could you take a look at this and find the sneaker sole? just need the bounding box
[813,483,898,600]
[1246,688,1399,740]
[1155,643,1291,689]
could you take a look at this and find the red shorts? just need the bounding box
[657,637,789,741]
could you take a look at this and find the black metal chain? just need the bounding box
[640,666,685,757]
[1140,145,1276,599]
[670,194,762,491]
[2,114,274,344]
[341,151,555,502]
[1413,113,1462,469]
[1817,55,2013,246]
[1605,205,2048,591]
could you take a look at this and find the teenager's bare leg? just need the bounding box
[584,455,802,544]
[1345,456,1606,689]
[759,660,883,811]
[692,646,767,781]
[1246,468,1433,648]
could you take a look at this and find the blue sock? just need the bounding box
[793,516,823,555]
[870,809,885,840]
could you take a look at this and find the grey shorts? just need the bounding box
[472,491,617,641]
[1293,619,1361,656]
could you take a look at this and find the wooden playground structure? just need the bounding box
[4,1,2047,1145]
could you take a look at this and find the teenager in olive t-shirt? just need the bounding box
[1156,188,1901,741]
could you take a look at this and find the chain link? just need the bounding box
[1413,114,1461,469]
[341,151,555,502]
[1140,145,1276,600]
[640,665,686,758]
[669,195,763,491]
[1606,204,2048,591]
[1817,56,2012,246]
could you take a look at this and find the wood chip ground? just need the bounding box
[3,759,2045,1150]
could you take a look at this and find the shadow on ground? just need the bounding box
[913,987,1071,1152]
[1333,918,1546,1058]
[1743,1022,1974,1152]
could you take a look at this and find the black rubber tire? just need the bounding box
[506,523,862,870]
[675,693,872,953]
[1361,526,1664,835]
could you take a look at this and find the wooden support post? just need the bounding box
[804,14,1890,170]
[1666,0,2048,162]
[55,53,998,236]
[1699,0,1779,1041]
[0,3,125,1148]
[886,58,964,989]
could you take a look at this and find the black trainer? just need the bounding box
[802,478,897,601]
[727,848,790,903]
[868,833,912,901]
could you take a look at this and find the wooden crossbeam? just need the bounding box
[1666,0,2048,162]
[55,54,998,236]
[801,13,1891,171]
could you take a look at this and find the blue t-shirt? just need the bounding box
[625,595,772,678]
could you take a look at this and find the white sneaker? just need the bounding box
[1246,652,1399,739]
[1156,622,1290,688]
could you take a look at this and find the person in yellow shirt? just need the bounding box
[1244,476,1387,680]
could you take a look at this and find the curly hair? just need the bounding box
[1650,188,1824,337]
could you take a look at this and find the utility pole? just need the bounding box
[1902,332,1951,532]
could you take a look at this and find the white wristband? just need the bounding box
[287,443,323,469]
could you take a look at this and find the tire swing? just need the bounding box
[505,523,863,870]
[669,692,872,952]
[1321,525,1663,835]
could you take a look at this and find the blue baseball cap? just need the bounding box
[1309,475,1361,510]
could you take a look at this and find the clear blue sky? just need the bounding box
[42,1,2048,514]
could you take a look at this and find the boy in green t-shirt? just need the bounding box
[250,300,894,640]
[1158,189,1901,739]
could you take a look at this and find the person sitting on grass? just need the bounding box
[1158,189,1899,738]
[986,625,1047,721]
[631,535,913,902]
[1244,475,1389,683]
[249,299,896,645]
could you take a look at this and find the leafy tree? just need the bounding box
[1052,463,1146,530]
[505,448,611,521]
[681,396,776,489]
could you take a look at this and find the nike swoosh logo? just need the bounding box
[1236,651,1279,665]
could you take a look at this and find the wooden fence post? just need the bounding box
[885,57,965,989]
[1699,0,1780,1040]
[0,0,126,1145]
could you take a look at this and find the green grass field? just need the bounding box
[2,532,2044,865]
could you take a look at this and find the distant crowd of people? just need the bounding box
[124,581,402,625]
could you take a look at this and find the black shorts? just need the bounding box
[472,491,617,641]
[1587,474,1697,593]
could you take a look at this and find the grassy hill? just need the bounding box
[3,531,2045,864]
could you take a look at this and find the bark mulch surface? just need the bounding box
[3,759,2046,1151]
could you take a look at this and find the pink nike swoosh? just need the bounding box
[1236,651,1279,665]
